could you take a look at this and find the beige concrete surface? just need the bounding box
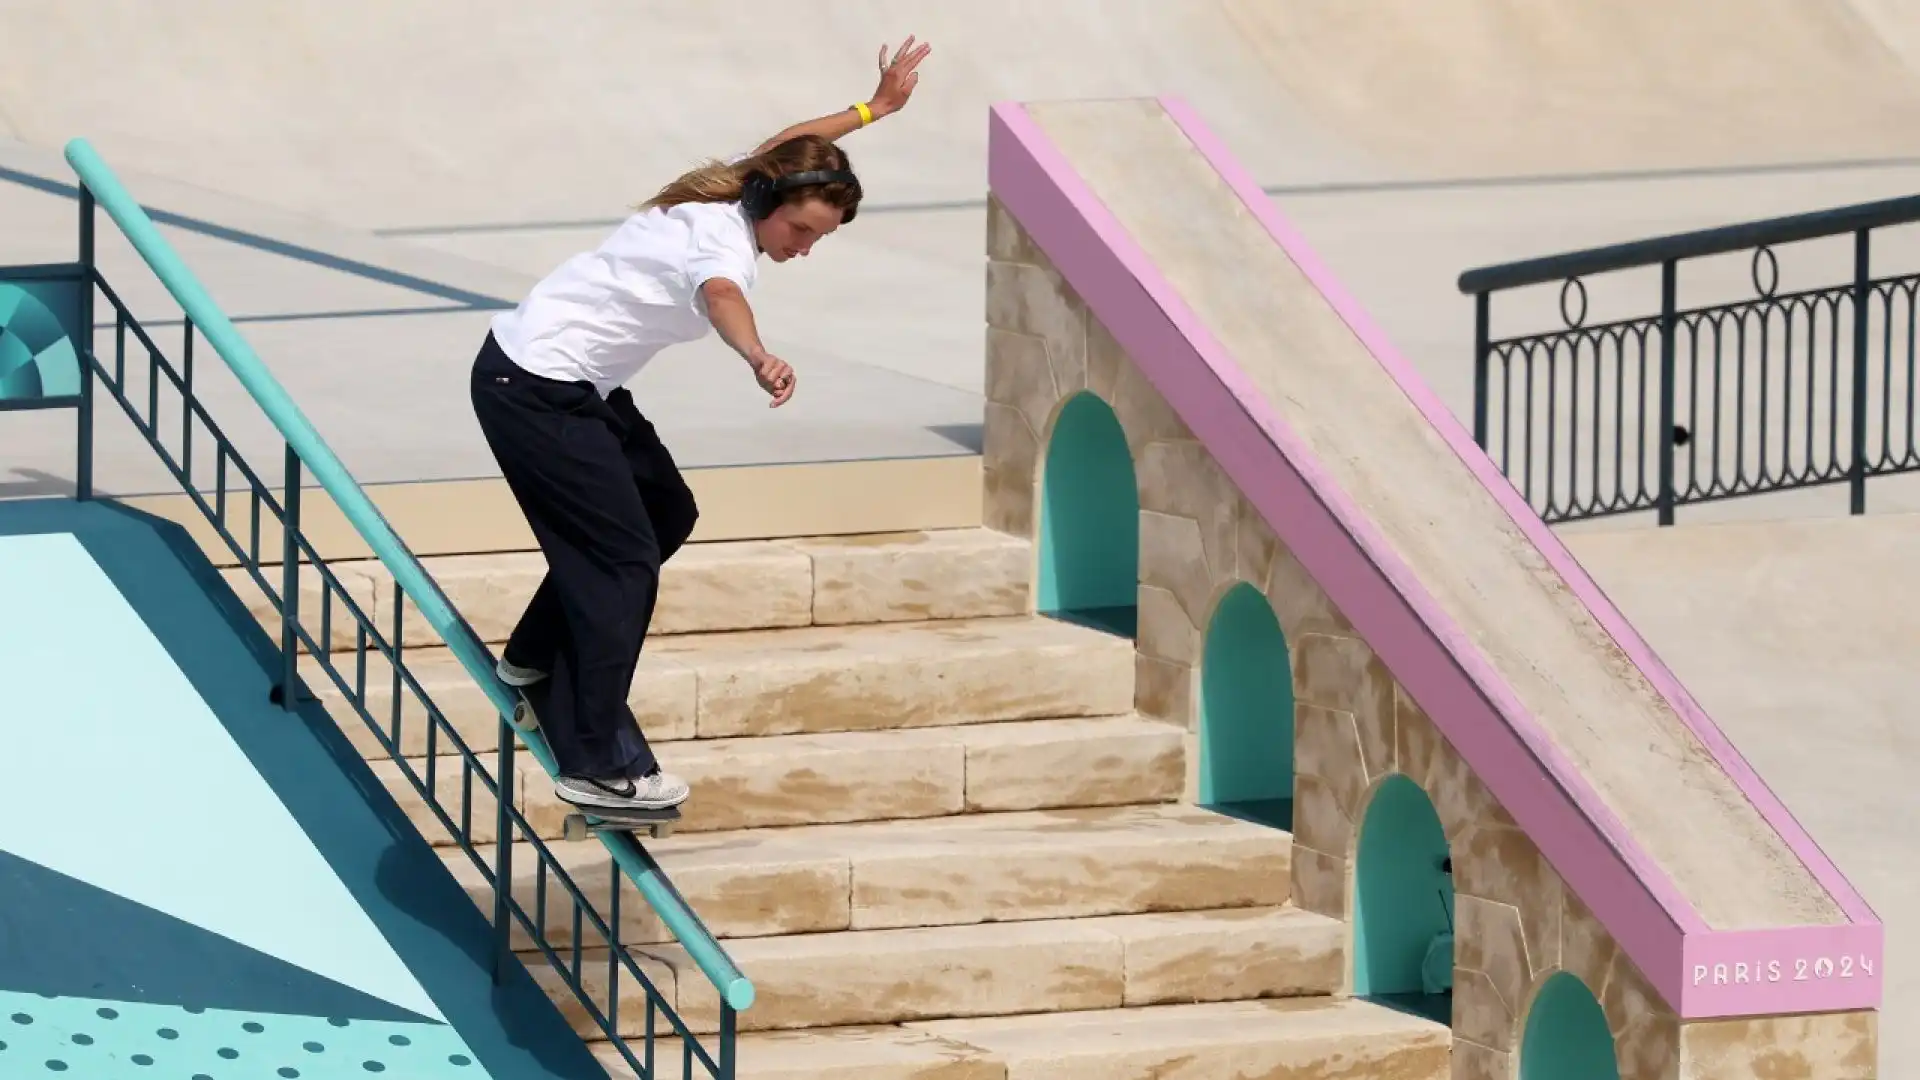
[0,133,985,504]
[123,456,984,569]
[15,0,1920,516]
[1224,0,1920,179]
[598,1025,1005,1080]
[1565,513,1920,1073]
[341,525,1032,647]
[10,0,1917,230]
[314,612,1134,759]
[1026,95,1838,931]
[380,711,1181,848]
[906,999,1450,1080]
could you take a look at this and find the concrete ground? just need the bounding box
[1564,514,1920,1064]
[0,0,1914,1064]
[12,0,1920,502]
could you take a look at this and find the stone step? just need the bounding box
[538,906,1343,1037]
[906,998,1452,1080]
[595,998,1450,1080]
[218,560,381,654]
[315,615,1135,758]
[378,715,1184,844]
[593,1026,1002,1080]
[450,804,1291,951]
[272,528,1034,652]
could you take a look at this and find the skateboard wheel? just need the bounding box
[651,822,676,839]
[562,815,587,843]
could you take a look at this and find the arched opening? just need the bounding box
[1036,391,1138,638]
[1353,773,1454,1024]
[1197,582,1294,830]
[1521,972,1620,1080]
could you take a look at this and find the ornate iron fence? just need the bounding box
[1459,193,1920,525]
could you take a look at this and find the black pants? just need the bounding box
[468,332,698,780]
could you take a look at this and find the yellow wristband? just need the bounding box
[853,101,874,127]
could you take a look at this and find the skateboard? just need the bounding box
[562,803,682,841]
[509,671,685,841]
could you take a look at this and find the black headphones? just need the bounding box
[740,168,862,223]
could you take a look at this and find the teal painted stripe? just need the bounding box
[0,532,443,1024]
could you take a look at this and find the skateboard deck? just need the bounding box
[508,669,685,841]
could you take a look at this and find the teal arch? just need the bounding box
[1197,582,1294,829]
[1521,972,1620,1080]
[1353,773,1454,1023]
[1036,391,1139,637]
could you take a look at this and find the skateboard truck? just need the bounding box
[509,697,541,734]
[562,805,681,842]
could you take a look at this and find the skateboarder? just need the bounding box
[467,37,931,815]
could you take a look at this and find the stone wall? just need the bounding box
[980,194,1875,1079]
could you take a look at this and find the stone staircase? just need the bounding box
[275,527,1452,1079]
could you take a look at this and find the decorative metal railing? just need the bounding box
[0,139,749,1078]
[1458,193,1920,525]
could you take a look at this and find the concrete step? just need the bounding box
[316,614,1135,758]
[594,1026,1003,1080]
[378,715,1185,844]
[595,999,1450,1080]
[451,804,1291,950]
[907,998,1451,1080]
[243,528,1033,653]
[540,906,1343,1037]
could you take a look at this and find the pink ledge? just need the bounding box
[1684,923,1883,1017]
[986,102,1684,1007]
[1151,94,1882,1009]
[986,98,1881,1019]
[1152,92,1878,933]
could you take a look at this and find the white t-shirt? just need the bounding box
[489,197,760,397]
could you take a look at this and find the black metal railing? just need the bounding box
[1459,193,1920,525]
[0,145,744,1077]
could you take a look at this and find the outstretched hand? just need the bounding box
[870,36,931,119]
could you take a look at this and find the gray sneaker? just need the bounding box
[496,657,548,686]
[554,770,690,812]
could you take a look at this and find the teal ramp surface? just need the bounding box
[0,499,604,1079]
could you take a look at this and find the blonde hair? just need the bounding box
[640,134,861,218]
[640,159,750,209]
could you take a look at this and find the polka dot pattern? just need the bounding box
[0,993,485,1078]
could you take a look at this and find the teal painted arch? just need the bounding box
[1036,390,1139,637]
[1520,972,1620,1080]
[1352,772,1454,1024]
[1197,582,1294,828]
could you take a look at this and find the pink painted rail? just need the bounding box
[985,96,1881,1020]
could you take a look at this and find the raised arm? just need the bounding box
[752,36,932,155]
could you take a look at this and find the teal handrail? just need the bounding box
[63,137,754,1012]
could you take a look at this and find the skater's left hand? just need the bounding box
[869,36,931,120]
[751,349,797,407]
